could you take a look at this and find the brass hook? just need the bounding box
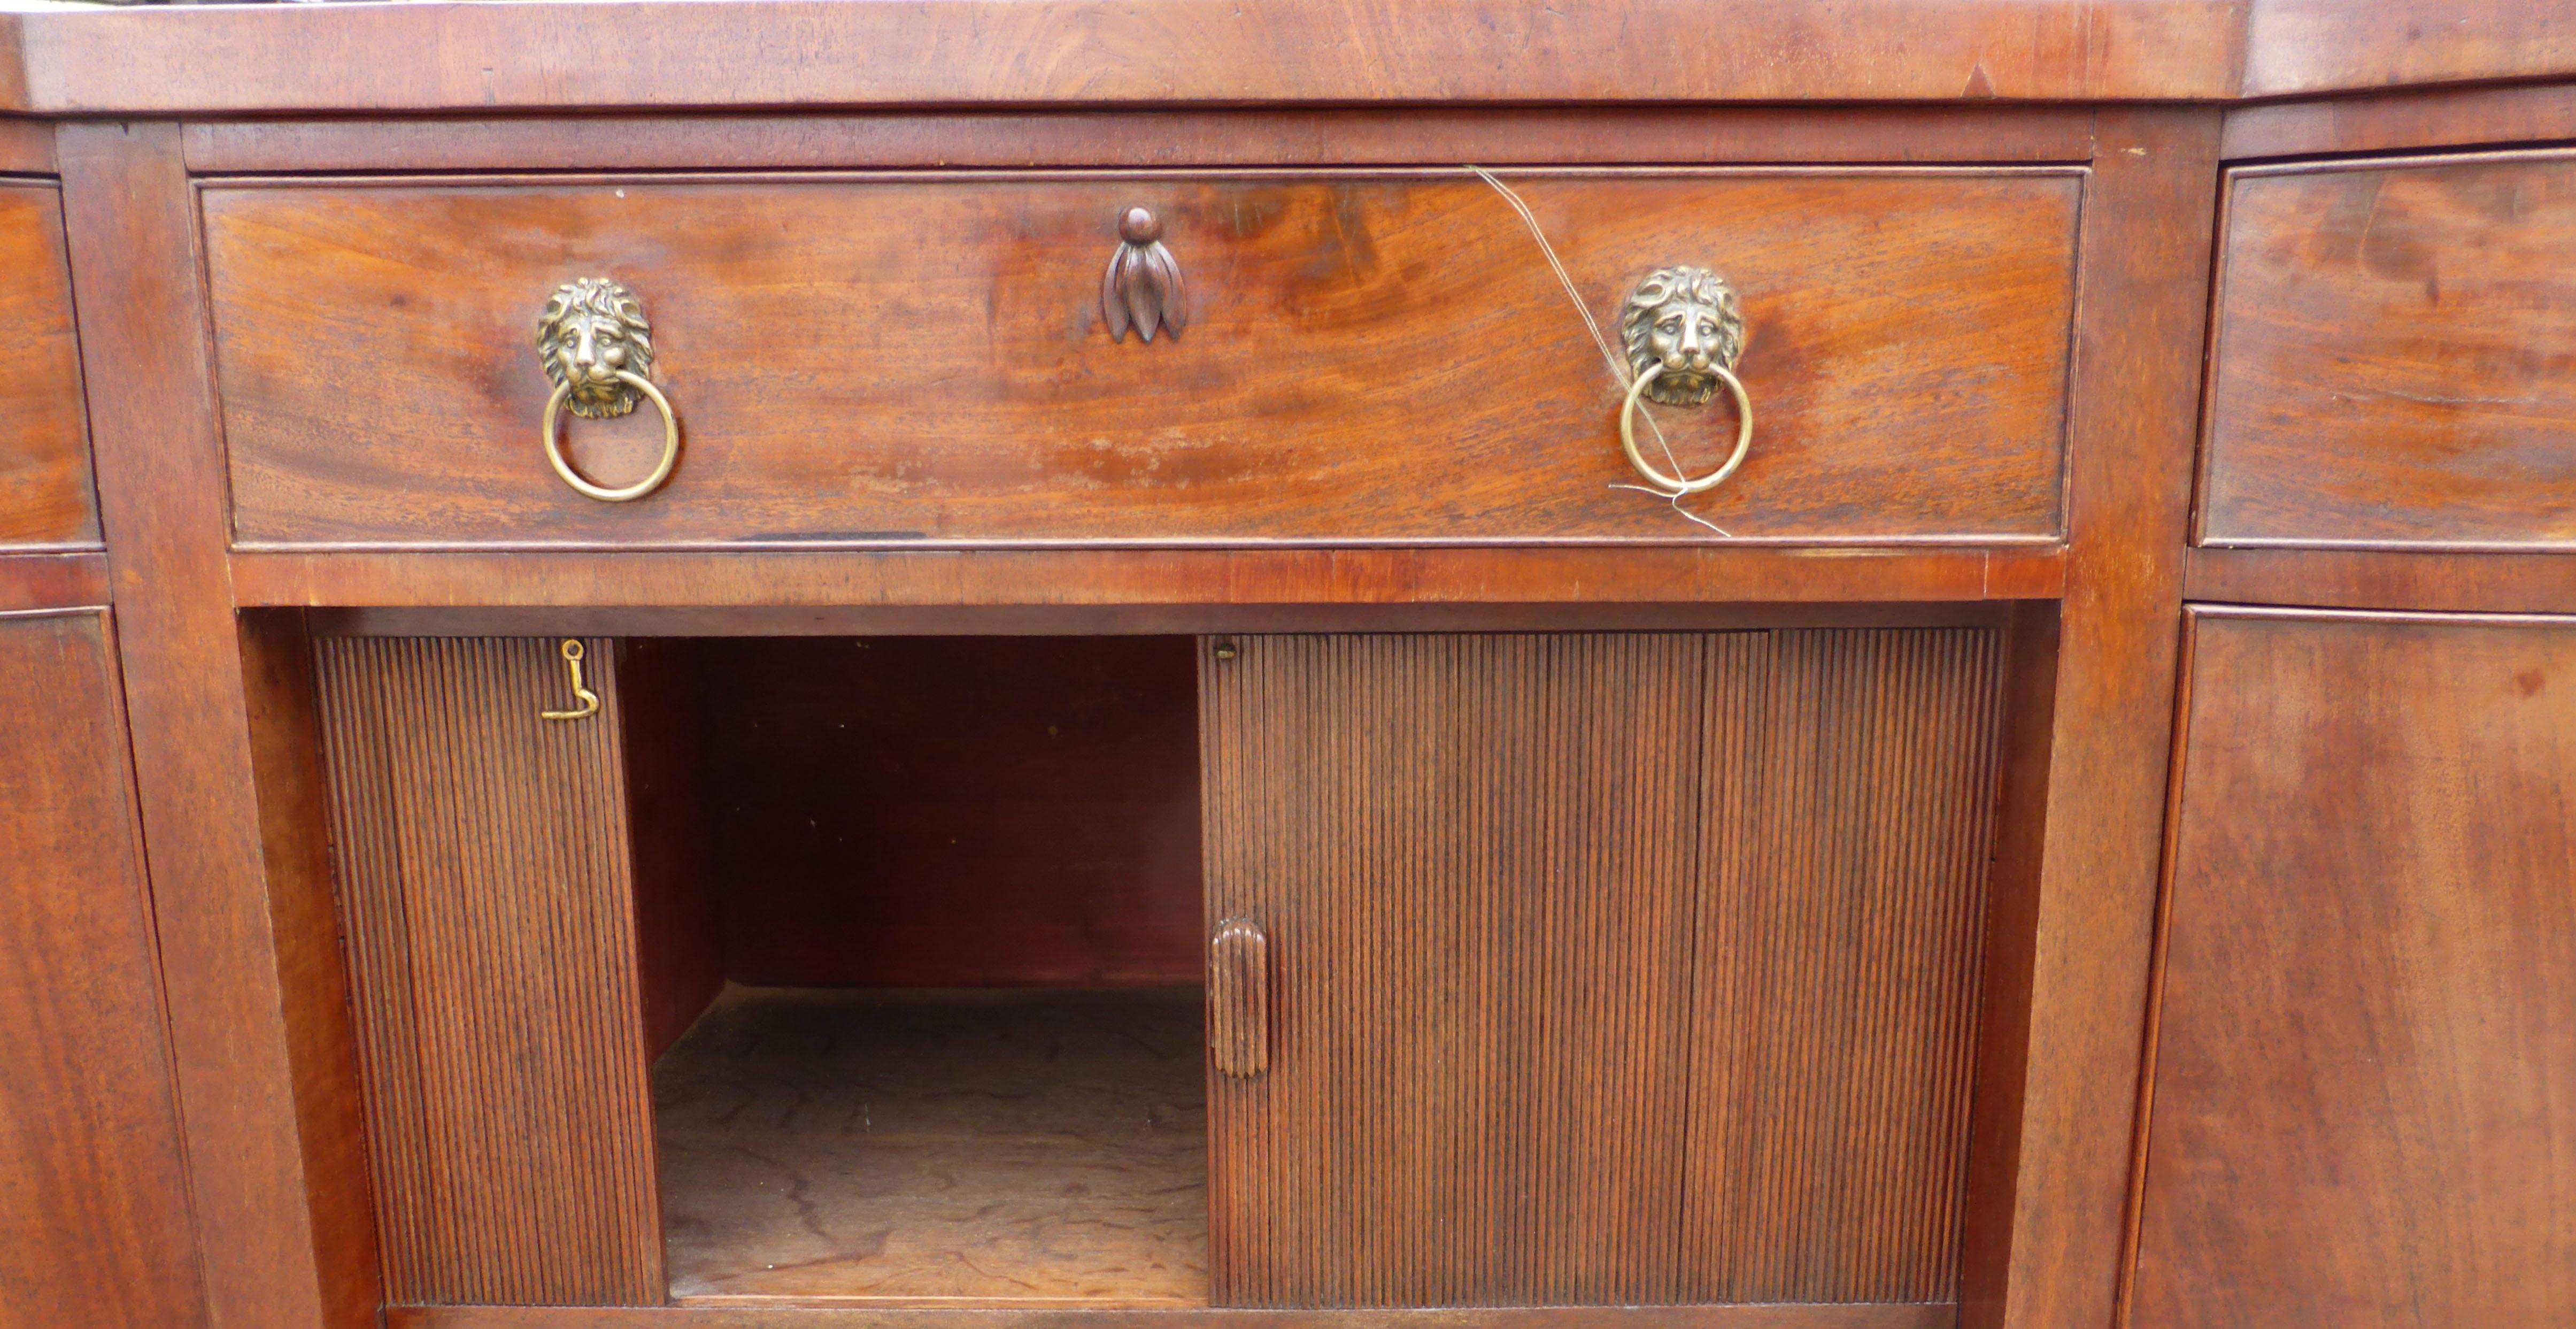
[540,639,600,721]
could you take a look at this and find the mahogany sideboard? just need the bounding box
[2,4,2571,1328]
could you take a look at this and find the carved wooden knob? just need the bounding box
[1103,205,1185,343]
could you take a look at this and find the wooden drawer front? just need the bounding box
[2134,613,2576,1327]
[2203,150,2576,550]
[205,171,2078,550]
[0,183,101,549]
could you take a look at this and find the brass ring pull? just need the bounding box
[542,371,680,504]
[540,639,601,722]
[1619,362,1753,497]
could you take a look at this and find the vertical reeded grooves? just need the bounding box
[1202,629,2003,1309]
[311,637,663,1307]
[1680,627,2004,1303]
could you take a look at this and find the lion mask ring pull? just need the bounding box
[535,277,682,503]
[1617,265,1752,498]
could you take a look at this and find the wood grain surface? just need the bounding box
[2239,0,2576,96]
[2189,546,2576,614]
[179,108,2100,176]
[0,120,54,174]
[14,0,2241,113]
[0,610,204,1329]
[229,547,2066,612]
[0,549,105,611]
[2131,610,2576,1328]
[311,637,664,1307]
[60,120,380,1329]
[2220,80,2576,162]
[689,636,1202,988]
[1962,108,2217,1329]
[204,171,2079,550]
[0,180,98,549]
[391,1304,1957,1328]
[2203,149,2576,550]
[1201,629,2002,1308]
[656,987,1207,1305]
[1682,628,2006,1303]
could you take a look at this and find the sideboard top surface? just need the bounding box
[2,0,2571,116]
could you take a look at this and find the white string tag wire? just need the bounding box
[1467,165,1731,537]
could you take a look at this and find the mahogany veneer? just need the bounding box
[2133,610,2576,1327]
[204,171,2077,550]
[0,611,203,1329]
[0,180,98,549]
[2203,149,2576,551]
[10,8,2574,1329]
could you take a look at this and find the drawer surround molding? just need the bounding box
[201,166,2084,553]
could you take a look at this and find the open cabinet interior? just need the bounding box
[641,636,1209,1306]
[301,618,2043,1314]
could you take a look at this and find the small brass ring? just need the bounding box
[1619,362,1754,498]
[542,370,681,504]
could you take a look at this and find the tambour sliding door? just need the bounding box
[1200,628,2005,1309]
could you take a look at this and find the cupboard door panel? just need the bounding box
[2133,613,2576,1328]
[311,637,662,1307]
[0,611,203,1329]
[1199,628,2003,1309]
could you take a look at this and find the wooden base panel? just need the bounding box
[655,988,1208,1307]
[392,1306,1956,1328]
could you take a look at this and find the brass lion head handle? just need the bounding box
[1617,265,1753,497]
[533,278,681,503]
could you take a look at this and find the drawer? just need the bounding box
[2202,149,2576,551]
[204,170,2080,550]
[0,182,102,550]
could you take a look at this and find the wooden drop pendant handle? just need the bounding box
[1208,918,1269,1079]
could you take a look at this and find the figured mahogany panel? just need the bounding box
[0,611,204,1329]
[2132,612,2576,1328]
[2203,150,2576,550]
[311,637,662,1307]
[15,0,2242,113]
[0,182,100,548]
[1684,628,2004,1303]
[205,171,2078,550]
[691,635,1203,987]
[1200,628,2002,1308]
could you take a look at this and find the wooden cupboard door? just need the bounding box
[2133,613,2576,1328]
[1199,629,2003,1309]
[310,637,664,1307]
[0,611,203,1329]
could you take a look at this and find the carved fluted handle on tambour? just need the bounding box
[1208,918,1268,1078]
[1102,206,1186,343]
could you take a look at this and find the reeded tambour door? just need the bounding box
[1198,629,2007,1309]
